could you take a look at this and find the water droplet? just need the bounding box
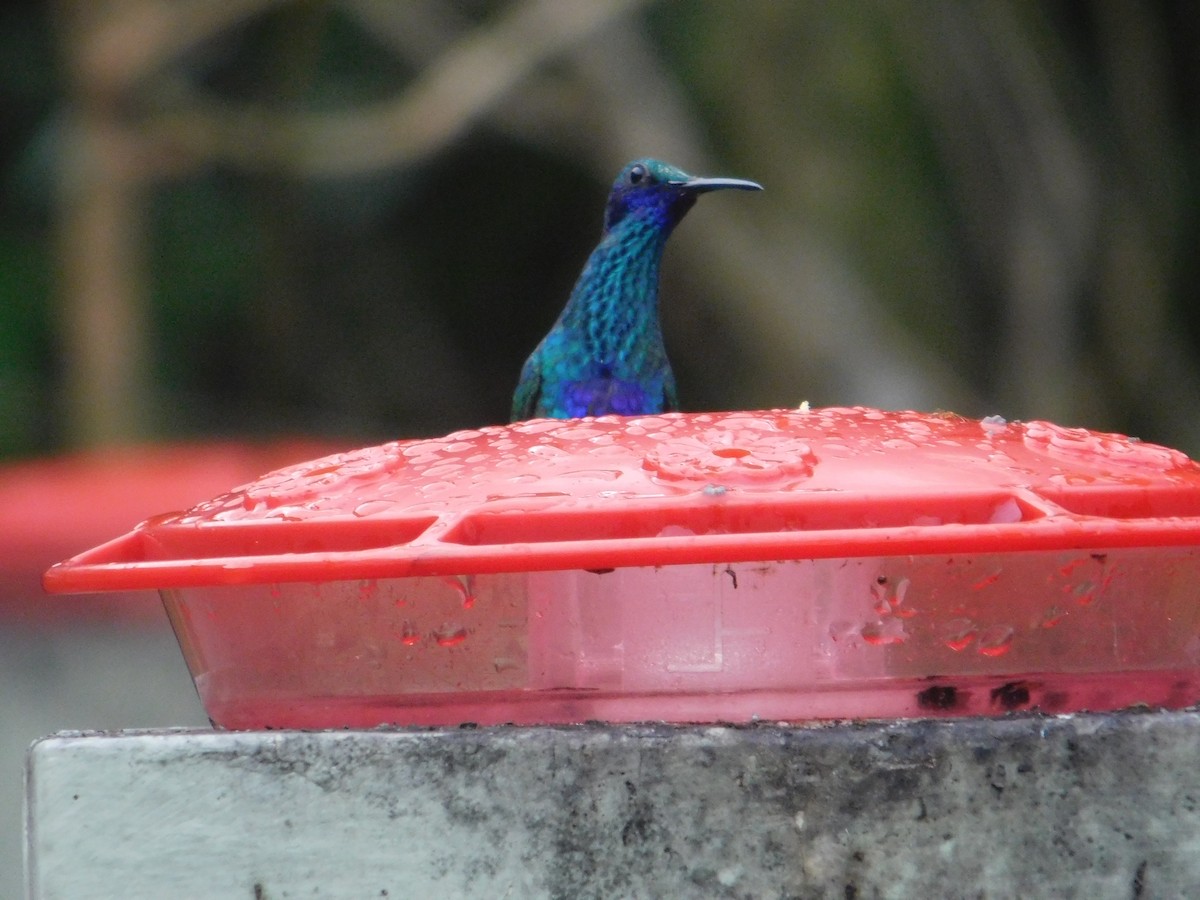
[977,625,1014,657]
[821,443,855,458]
[888,577,916,618]
[561,469,622,481]
[657,524,696,538]
[871,582,891,616]
[357,580,377,601]
[860,619,907,645]
[396,621,420,645]
[943,618,977,651]
[1040,606,1065,628]
[980,415,1008,435]
[972,571,1001,591]
[828,620,857,643]
[1073,583,1097,606]
[433,625,468,647]
[265,505,319,521]
[1058,557,1088,577]
[423,462,465,479]
[352,499,394,518]
[989,498,1023,524]
[443,574,476,609]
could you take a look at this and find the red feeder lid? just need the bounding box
[43,407,1200,594]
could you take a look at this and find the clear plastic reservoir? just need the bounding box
[164,545,1200,728]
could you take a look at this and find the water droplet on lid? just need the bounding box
[821,443,855,458]
[266,505,318,521]
[305,464,340,477]
[551,425,608,441]
[562,469,622,481]
[423,462,465,479]
[989,498,1023,524]
[657,524,696,538]
[1023,420,1192,470]
[396,621,420,645]
[529,444,569,458]
[627,416,671,429]
[352,499,394,518]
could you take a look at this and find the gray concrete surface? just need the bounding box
[3,622,207,900]
[26,711,1200,898]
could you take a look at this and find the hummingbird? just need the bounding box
[511,158,762,421]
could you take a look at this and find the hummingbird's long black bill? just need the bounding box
[671,176,763,193]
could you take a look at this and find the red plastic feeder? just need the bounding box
[44,408,1200,727]
[1,440,340,625]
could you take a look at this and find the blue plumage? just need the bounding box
[511,159,761,421]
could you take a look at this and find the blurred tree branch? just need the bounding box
[135,0,646,177]
[53,0,645,447]
[65,0,293,99]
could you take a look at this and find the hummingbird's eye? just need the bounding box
[628,164,647,185]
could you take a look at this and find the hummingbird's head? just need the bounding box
[603,158,761,234]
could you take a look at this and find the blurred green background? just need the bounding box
[2,0,1199,455]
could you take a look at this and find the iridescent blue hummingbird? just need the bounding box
[511,158,762,421]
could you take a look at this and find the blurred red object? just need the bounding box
[0,441,344,625]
